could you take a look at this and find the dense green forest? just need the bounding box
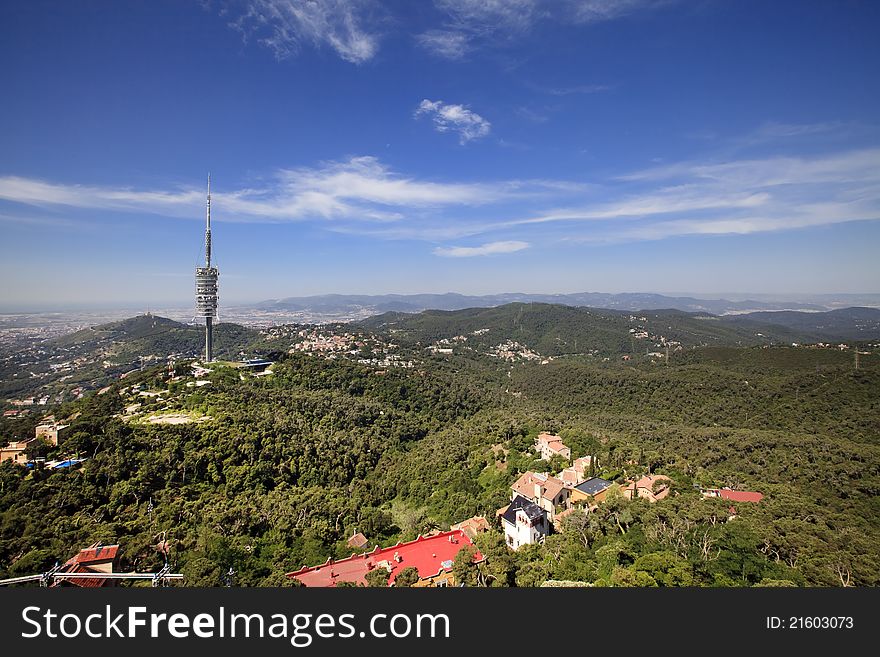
[1,307,878,587]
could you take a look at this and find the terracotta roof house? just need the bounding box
[287,530,483,588]
[450,516,490,541]
[702,488,764,504]
[53,543,120,588]
[620,474,672,503]
[535,432,571,461]
[511,471,572,520]
[346,532,369,549]
[715,489,763,503]
[560,456,596,486]
[560,468,580,486]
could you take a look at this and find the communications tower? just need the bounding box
[195,174,219,362]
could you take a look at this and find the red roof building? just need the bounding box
[53,543,120,588]
[287,530,483,588]
[714,489,764,503]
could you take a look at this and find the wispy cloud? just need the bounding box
[434,240,530,257]
[414,29,470,60]
[560,148,880,242]
[2,146,877,250]
[565,0,675,24]
[0,177,202,213]
[416,0,540,59]
[434,0,539,35]
[0,212,93,230]
[228,0,381,64]
[415,99,491,144]
[0,157,562,226]
[225,0,674,63]
[540,83,612,96]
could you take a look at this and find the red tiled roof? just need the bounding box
[287,530,483,587]
[54,543,120,588]
[67,543,120,565]
[512,471,566,503]
[717,490,764,503]
[57,563,108,588]
[450,516,490,540]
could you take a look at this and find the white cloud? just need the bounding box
[545,84,611,96]
[558,148,880,242]
[415,99,491,144]
[566,0,673,24]
[227,0,676,63]
[620,149,880,187]
[230,0,380,64]
[2,148,877,248]
[435,0,539,33]
[414,29,470,60]
[434,240,530,257]
[0,157,551,225]
[416,0,539,59]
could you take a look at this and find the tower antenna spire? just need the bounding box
[205,173,212,268]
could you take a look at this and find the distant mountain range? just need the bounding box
[722,307,880,341]
[255,292,877,316]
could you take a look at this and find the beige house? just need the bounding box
[535,432,571,461]
[560,456,597,486]
[34,423,68,446]
[620,474,672,502]
[0,439,33,465]
[511,471,571,521]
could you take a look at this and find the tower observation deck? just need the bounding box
[195,174,219,362]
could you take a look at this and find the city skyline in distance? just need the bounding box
[2,1,879,308]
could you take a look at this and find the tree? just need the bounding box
[633,551,694,586]
[25,437,53,461]
[365,567,390,588]
[610,566,658,587]
[452,545,479,587]
[474,531,516,587]
[393,566,420,587]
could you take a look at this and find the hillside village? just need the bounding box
[283,431,763,587]
[1,421,765,588]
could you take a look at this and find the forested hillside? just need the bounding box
[1,307,878,587]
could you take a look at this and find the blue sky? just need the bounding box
[1,0,879,307]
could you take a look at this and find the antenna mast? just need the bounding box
[205,173,212,268]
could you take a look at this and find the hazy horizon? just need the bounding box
[3,289,880,315]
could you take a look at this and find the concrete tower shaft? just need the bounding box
[195,174,219,361]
